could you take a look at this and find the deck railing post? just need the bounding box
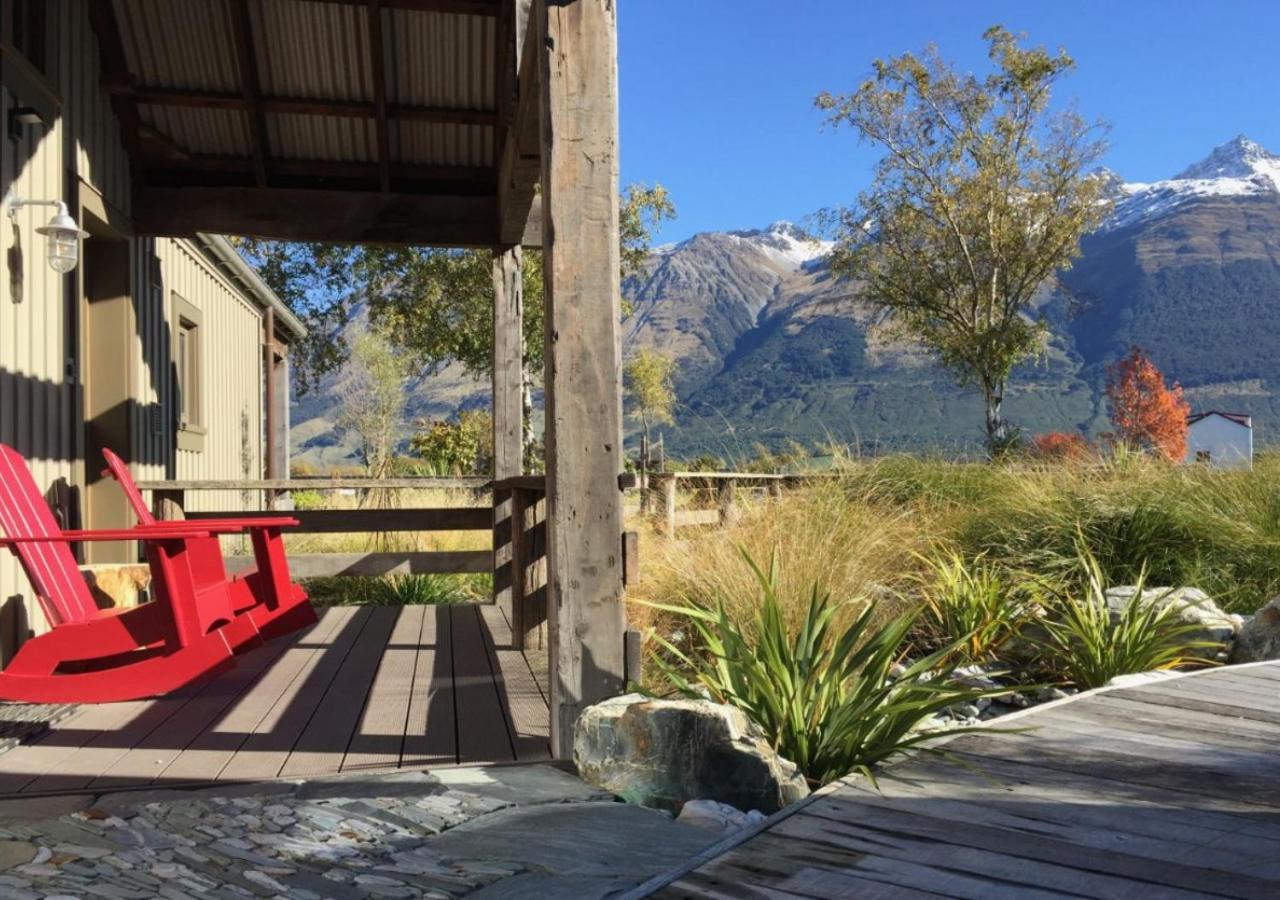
[717,479,739,529]
[655,474,676,538]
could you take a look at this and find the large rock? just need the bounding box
[1230,597,1280,663]
[573,694,810,814]
[1104,586,1239,652]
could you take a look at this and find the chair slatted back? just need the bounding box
[101,448,154,525]
[0,445,98,626]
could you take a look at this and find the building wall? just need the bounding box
[1186,417,1253,469]
[0,1,269,640]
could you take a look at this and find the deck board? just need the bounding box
[0,603,548,796]
[647,662,1280,899]
[401,605,458,768]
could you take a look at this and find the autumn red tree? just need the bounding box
[1029,431,1093,461]
[1105,347,1190,462]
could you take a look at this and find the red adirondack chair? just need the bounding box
[100,448,316,645]
[0,444,307,703]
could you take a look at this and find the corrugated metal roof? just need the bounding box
[115,0,240,92]
[111,0,496,169]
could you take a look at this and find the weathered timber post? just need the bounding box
[717,479,739,529]
[538,0,627,756]
[153,488,185,521]
[492,245,525,635]
[768,478,784,501]
[654,473,676,539]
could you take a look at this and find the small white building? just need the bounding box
[1186,412,1253,469]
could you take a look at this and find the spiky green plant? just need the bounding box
[369,573,469,606]
[644,548,1009,786]
[915,550,1038,663]
[1032,541,1221,689]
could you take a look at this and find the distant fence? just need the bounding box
[649,471,836,538]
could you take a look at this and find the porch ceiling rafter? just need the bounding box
[228,0,270,188]
[303,0,500,15]
[367,0,393,193]
[109,87,500,128]
[85,1,146,163]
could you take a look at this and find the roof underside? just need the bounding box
[93,0,536,246]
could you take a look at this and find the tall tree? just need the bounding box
[1105,347,1190,462]
[336,328,410,481]
[624,347,677,507]
[817,26,1111,454]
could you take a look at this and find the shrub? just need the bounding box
[1032,542,1220,689]
[915,550,1039,664]
[644,549,1007,786]
[1028,431,1092,461]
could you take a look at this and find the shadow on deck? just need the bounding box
[0,604,549,797]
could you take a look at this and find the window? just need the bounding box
[172,295,205,452]
[1196,450,1211,464]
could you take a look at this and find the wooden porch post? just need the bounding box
[492,245,525,634]
[538,0,627,756]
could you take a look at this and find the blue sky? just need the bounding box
[618,0,1280,243]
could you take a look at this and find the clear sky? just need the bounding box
[617,0,1280,243]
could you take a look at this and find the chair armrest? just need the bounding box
[0,527,215,544]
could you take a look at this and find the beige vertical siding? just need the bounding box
[0,2,268,640]
[156,239,266,515]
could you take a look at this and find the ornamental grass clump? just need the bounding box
[1032,541,1222,689]
[914,550,1040,664]
[644,549,1007,786]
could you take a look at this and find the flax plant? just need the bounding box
[645,549,1009,786]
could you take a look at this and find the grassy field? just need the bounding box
[629,453,1280,627]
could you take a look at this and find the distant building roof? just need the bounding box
[1188,411,1252,428]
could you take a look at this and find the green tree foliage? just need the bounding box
[235,183,675,393]
[624,347,677,442]
[409,409,494,476]
[817,26,1111,454]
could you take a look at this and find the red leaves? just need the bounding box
[1105,347,1190,463]
[1030,431,1093,461]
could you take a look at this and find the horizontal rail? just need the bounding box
[673,509,721,528]
[663,471,836,481]
[136,477,488,491]
[226,550,491,578]
[185,508,491,532]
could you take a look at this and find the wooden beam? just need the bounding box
[113,86,499,127]
[367,0,393,192]
[497,1,541,246]
[492,245,525,632]
[302,0,500,15]
[141,154,495,191]
[133,185,498,246]
[85,2,146,163]
[228,0,270,187]
[537,0,626,757]
[183,507,492,532]
[226,550,491,577]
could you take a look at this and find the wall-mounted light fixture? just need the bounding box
[7,106,45,142]
[4,190,89,274]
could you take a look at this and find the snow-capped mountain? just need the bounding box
[1106,136,1280,231]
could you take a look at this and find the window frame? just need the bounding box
[171,293,206,453]
[1,0,60,128]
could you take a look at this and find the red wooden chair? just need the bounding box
[0,444,276,703]
[100,448,316,646]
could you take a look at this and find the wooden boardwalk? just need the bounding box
[0,604,549,797]
[642,662,1280,899]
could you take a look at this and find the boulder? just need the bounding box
[573,694,810,814]
[1104,586,1238,654]
[676,799,767,834]
[1230,597,1280,663]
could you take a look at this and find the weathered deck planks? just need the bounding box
[644,662,1280,899]
[0,604,550,796]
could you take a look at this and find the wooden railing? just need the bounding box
[650,471,829,538]
[135,474,639,653]
[136,477,495,581]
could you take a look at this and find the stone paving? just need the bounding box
[0,765,715,899]
[0,703,78,755]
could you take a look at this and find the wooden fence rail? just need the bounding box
[651,471,835,538]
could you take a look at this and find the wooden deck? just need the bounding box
[0,604,549,797]
[642,662,1280,899]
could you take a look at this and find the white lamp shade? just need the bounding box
[35,204,89,274]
